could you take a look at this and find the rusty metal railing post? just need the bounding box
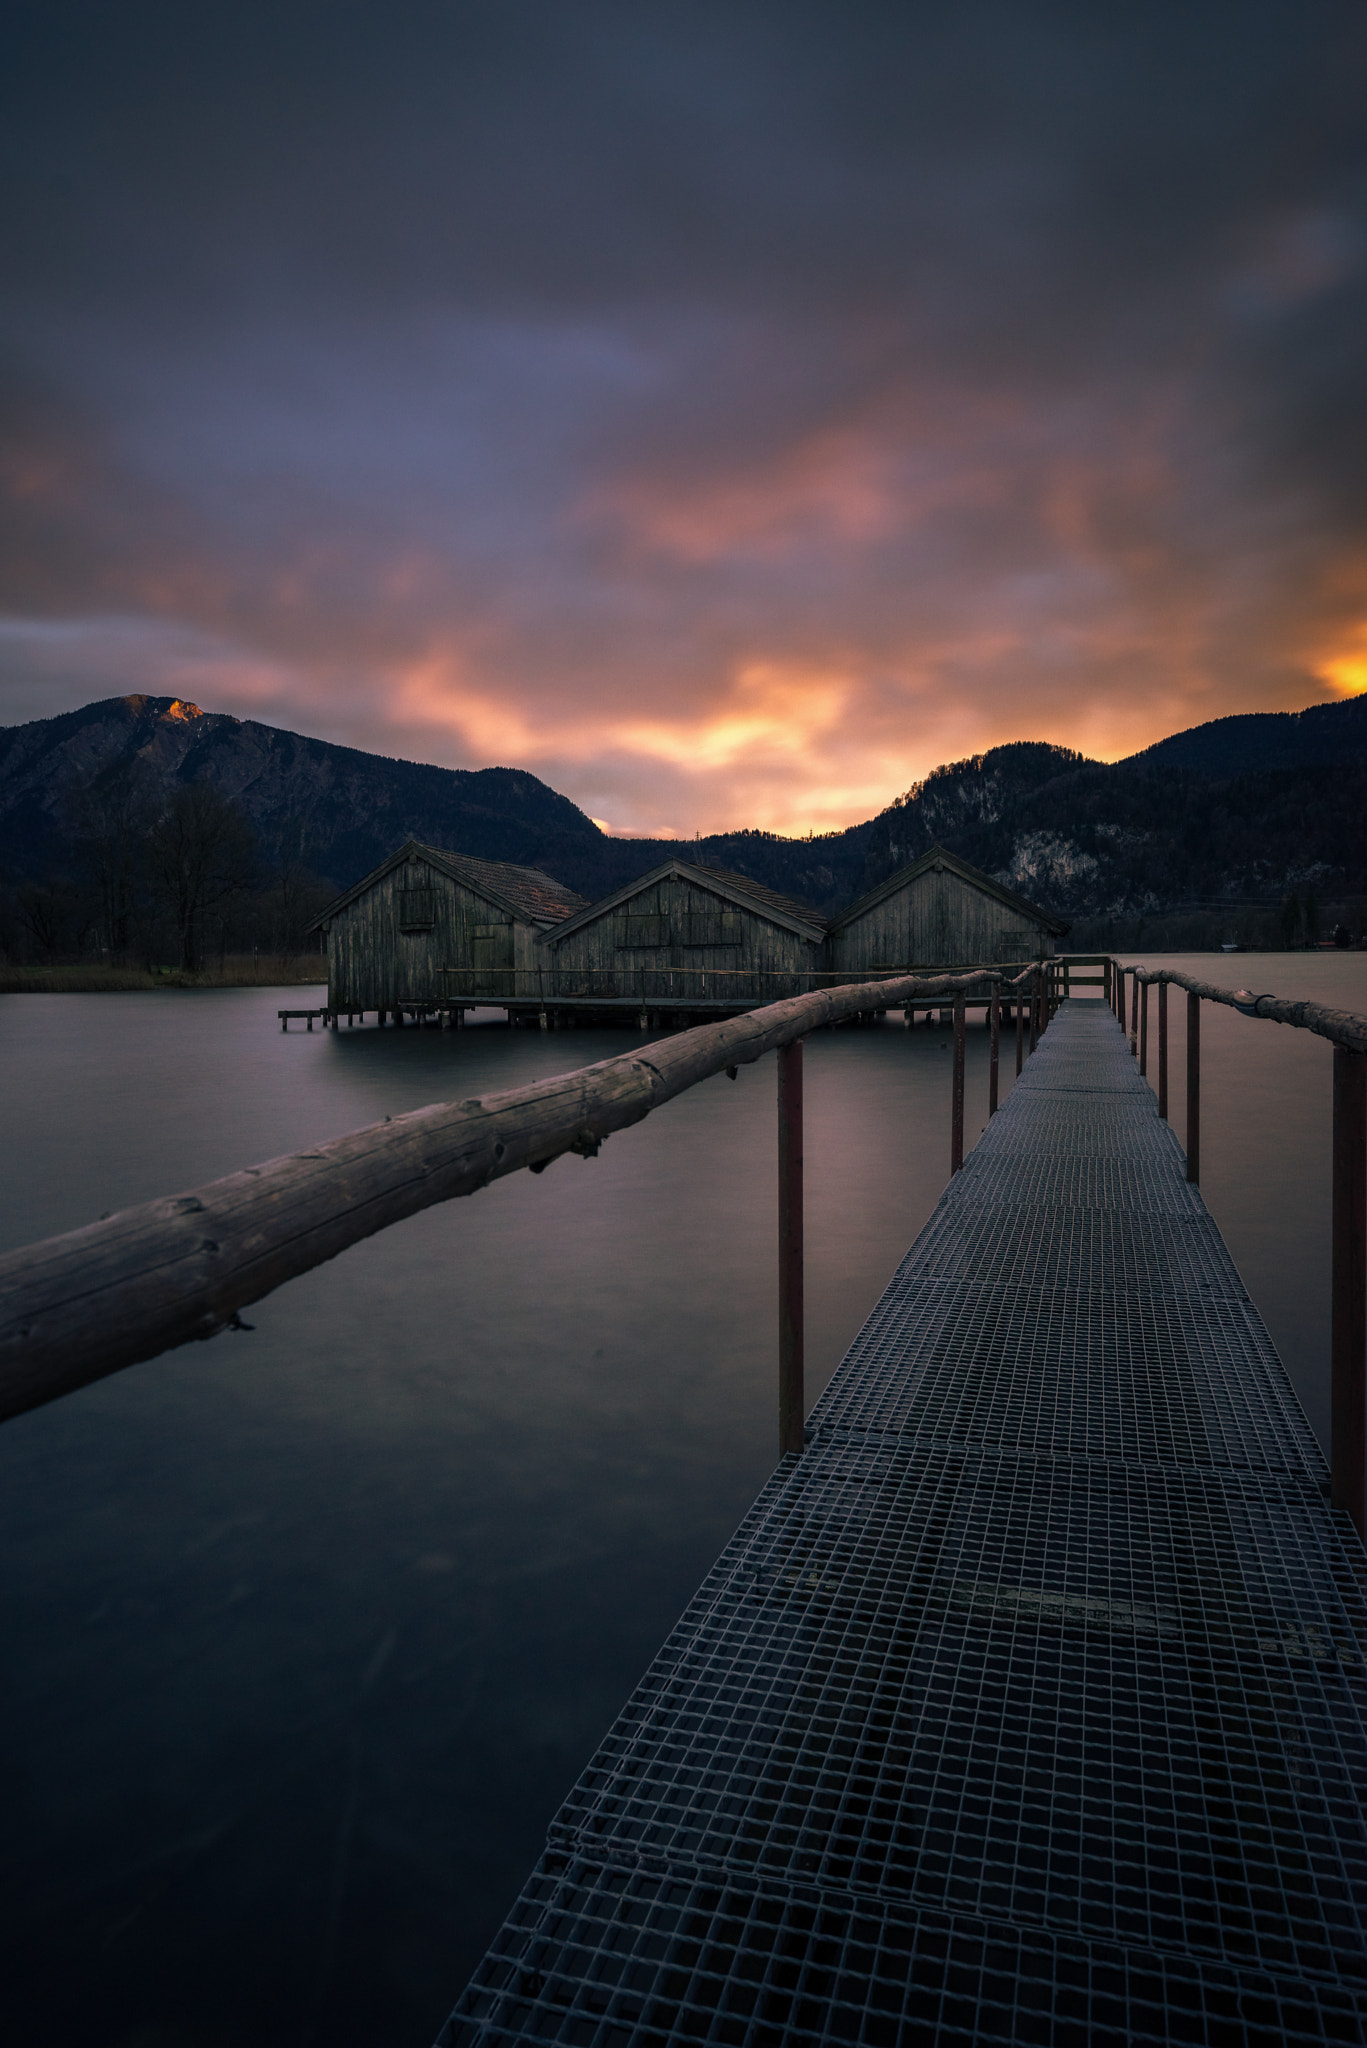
[1016,995,1024,1076]
[1332,1047,1366,1535]
[777,1039,804,1458]
[1139,976,1148,1077]
[1186,992,1200,1183]
[1158,980,1168,1119]
[951,993,966,1172]
[989,982,1000,1115]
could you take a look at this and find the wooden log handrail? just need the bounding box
[0,966,1038,1429]
[1126,965,1367,1055]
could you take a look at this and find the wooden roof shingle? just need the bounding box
[313,840,588,929]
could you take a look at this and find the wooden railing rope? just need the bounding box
[0,964,1039,1436]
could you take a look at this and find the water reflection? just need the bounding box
[0,960,1361,2046]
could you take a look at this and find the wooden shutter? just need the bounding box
[396,887,436,931]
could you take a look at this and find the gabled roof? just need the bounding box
[828,844,1070,936]
[540,856,826,947]
[312,839,588,930]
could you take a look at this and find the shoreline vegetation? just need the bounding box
[0,954,327,993]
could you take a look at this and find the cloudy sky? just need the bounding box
[3,2,1366,835]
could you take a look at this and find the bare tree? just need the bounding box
[267,859,334,958]
[67,758,160,961]
[15,877,86,961]
[146,783,258,971]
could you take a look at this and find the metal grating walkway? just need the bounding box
[436,1001,1367,2047]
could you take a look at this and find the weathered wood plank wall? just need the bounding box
[832,867,1055,972]
[327,854,531,1010]
[541,873,822,1002]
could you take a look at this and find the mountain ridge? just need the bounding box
[4,691,1367,929]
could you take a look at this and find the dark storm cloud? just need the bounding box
[3,1,1366,831]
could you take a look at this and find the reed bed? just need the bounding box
[0,955,327,994]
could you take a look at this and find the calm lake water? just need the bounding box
[2,952,1364,2047]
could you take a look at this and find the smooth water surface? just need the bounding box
[0,958,1361,2046]
[0,989,1009,2048]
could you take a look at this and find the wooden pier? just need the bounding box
[438,999,1367,2047]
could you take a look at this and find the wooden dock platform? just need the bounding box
[438,998,1367,2047]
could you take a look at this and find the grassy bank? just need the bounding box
[0,955,327,993]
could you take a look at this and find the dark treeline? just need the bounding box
[0,762,334,971]
[1068,892,1367,955]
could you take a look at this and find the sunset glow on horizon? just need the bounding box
[3,4,1366,838]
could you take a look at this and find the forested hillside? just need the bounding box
[4,690,1367,967]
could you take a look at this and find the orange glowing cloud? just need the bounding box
[579,400,1018,570]
[1315,624,1367,698]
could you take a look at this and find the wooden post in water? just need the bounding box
[1015,999,1024,1076]
[951,993,966,1173]
[1029,974,1039,1056]
[1158,982,1168,1119]
[777,1040,805,1458]
[1332,1047,1367,1536]
[1186,992,1200,1183]
[1130,972,1139,1054]
[989,983,1000,1115]
[1139,978,1148,1077]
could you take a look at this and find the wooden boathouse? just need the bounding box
[534,858,827,1021]
[829,843,1068,973]
[313,840,587,1019]
[308,841,1069,1030]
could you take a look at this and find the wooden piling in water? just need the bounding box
[1186,993,1200,1184]
[951,994,966,1173]
[989,985,1000,1115]
[777,1040,804,1458]
[1158,983,1168,1120]
[1332,1046,1366,1536]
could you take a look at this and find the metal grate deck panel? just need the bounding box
[807,1277,1325,1477]
[443,1854,1367,2048]
[437,1002,1367,2046]
[547,1440,1367,1974]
